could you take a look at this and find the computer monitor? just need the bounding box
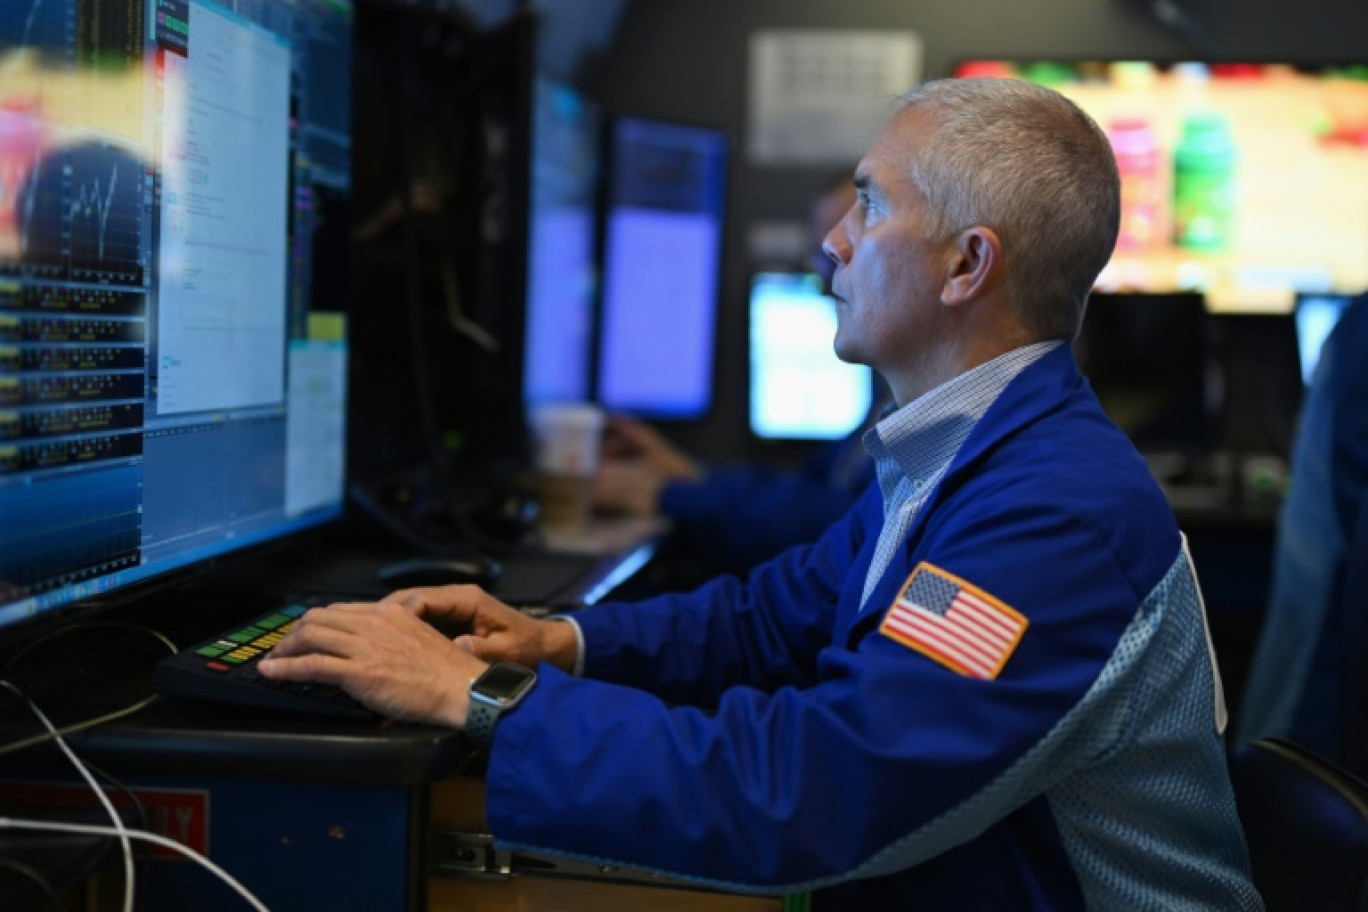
[1295,293,1356,385]
[954,60,1368,313]
[522,77,601,410]
[748,272,873,441]
[0,0,353,633]
[596,116,728,419]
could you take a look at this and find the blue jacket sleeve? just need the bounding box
[570,483,879,705]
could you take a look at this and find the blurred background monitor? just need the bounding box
[748,272,873,441]
[595,116,729,419]
[1074,293,1214,455]
[955,60,1368,314]
[522,77,601,411]
[1295,292,1356,385]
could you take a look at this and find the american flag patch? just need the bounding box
[879,562,1028,680]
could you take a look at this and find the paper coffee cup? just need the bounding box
[529,404,605,527]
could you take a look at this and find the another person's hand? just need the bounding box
[592,460,669,516]
[600,417,702,480]
[594,417,703,516]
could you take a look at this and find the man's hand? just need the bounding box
[259,599,484,727]
[380,585,579,673]
[259,586,579,727]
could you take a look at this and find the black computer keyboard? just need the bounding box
[153,602,377,720]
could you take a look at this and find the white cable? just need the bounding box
[0,817,271,912]
[0,683,134,912]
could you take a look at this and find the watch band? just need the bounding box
[465,691,501,746]
[465,662,537,747]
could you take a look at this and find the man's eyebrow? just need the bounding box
[853,173,880,201]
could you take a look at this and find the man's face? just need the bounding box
[821,109,955,395]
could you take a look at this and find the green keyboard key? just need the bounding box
[227,626,265,644]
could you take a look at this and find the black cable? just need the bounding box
[1,620,177,678]
[0,857,64,912]
[0,690,156,759]
[0,622,176,757]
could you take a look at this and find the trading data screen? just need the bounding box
[0,0,353,630]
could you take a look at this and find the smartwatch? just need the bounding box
[465,661,538,746]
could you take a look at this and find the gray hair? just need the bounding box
[896,78,1120,340]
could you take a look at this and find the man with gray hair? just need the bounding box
[264,78,1261,909]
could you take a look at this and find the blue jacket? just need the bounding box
[486,344,1259,910]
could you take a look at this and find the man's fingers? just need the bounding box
[379,584,494,622]
[258,651,348,683]
[272,617,362,658]
[303,601,374,615]
[452,634,488,660]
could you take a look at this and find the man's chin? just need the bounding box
[831,335,860,366]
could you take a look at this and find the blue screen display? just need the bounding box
[597,117,728,419]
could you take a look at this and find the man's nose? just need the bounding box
[821,226,849,273]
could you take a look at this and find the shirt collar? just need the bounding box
[863,340,1062,502]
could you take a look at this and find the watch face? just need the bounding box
[473,663,536,703]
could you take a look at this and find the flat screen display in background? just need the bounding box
[748,272,873,440]
[597,117,728,419]
[955,61,1368,313]
[523,77,600,409]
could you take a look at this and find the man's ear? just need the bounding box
[941,226,1002,307]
